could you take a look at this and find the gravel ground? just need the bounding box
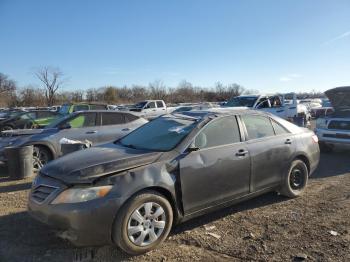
[0,150,349,262]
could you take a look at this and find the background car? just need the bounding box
[28,110,320,255]
[0,110,148,169]
[0,110,60,131]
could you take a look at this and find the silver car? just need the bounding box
[0,110,148,169]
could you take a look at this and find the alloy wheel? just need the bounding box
[33,147,50,171]
[127,202,166,247]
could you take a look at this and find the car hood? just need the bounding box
[325,86,350,111]
[41,143,163,184]
[1,128,57,137]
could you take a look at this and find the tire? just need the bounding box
[113,190,173,255]
[33,145,53,171]
[279,160,308,198]
[319,142,333,153]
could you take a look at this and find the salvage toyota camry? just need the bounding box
[28,110,320,255]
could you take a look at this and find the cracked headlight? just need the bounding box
[51,185,113,204]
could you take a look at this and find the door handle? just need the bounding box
[285,138,292,144]
[122,128,130,131]
[86,130,98,134]
[236,149,249,157]
[152,109,156,111]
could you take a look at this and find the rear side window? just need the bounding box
[194,116,241,149]
[271,119,289,135]
[124,113,139,123]
[156,101,164,108]
[101,113,124,125]
[241,115,275,140]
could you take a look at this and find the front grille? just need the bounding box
[323,133,350,139]
[31,185,58,203]
[328,120,350,131]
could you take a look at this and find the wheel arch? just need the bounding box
[25,142,56,159]
[293,154,310,175]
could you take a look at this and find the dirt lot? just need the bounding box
[0,150,349,262]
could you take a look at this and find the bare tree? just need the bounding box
[0,73,16,94]
[35,67,64,106]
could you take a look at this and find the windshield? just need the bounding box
[59,105,70,114]
[224,96,258,107]
[119,116,198,151]
[133,101,147,109]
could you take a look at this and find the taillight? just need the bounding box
[312,134,319,143]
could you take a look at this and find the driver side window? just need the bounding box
[194,116,241,149]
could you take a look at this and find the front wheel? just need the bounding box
[33,146,52,171]
[279,160,308,198]
[113,191,173,255]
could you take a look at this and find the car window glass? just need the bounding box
[91,104,106,110]
[20,112,35,120]
[156,101,164,108]
[36,111,52,118]
[124,113,139,123]
[74,105,89,112]
[101,113,124,125]
[194,116,241,149]
[271,119,289,135]
[146,102,156,109]
[242,115,275,139]
[68,113,96,128]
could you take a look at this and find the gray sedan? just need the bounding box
[28,110,319,255]
[0,110,148,169]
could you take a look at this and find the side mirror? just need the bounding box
[60,123,71,129]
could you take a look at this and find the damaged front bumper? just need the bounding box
[27,174,124,246]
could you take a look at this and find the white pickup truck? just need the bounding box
[128,100,168,119]
[223,93,310,122]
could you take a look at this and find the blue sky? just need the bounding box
[1,0,350,93]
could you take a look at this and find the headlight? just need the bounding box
[316,118,328,129]
[51,185,113,204]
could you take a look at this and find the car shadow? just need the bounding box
[0,182,32,193]
[312,151,350,179]
[172,192,288,235]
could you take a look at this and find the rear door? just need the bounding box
[179,116,251,214]
[240,114,295,191]
[156,101,166,115]
[98,112,131,143]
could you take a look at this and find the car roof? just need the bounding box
[175,108,274,119]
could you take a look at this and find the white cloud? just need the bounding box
[322,30,350,46]
[279,73,302,82]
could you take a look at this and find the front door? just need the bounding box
[179,116,251,214]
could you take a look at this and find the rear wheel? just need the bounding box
[279,160,308,198]
[113,191,173,255]
[33,146,52,171]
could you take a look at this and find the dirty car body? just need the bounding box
[28,110,320,250]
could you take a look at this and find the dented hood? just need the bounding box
[325,86,350,111]
[41,143,163,184]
